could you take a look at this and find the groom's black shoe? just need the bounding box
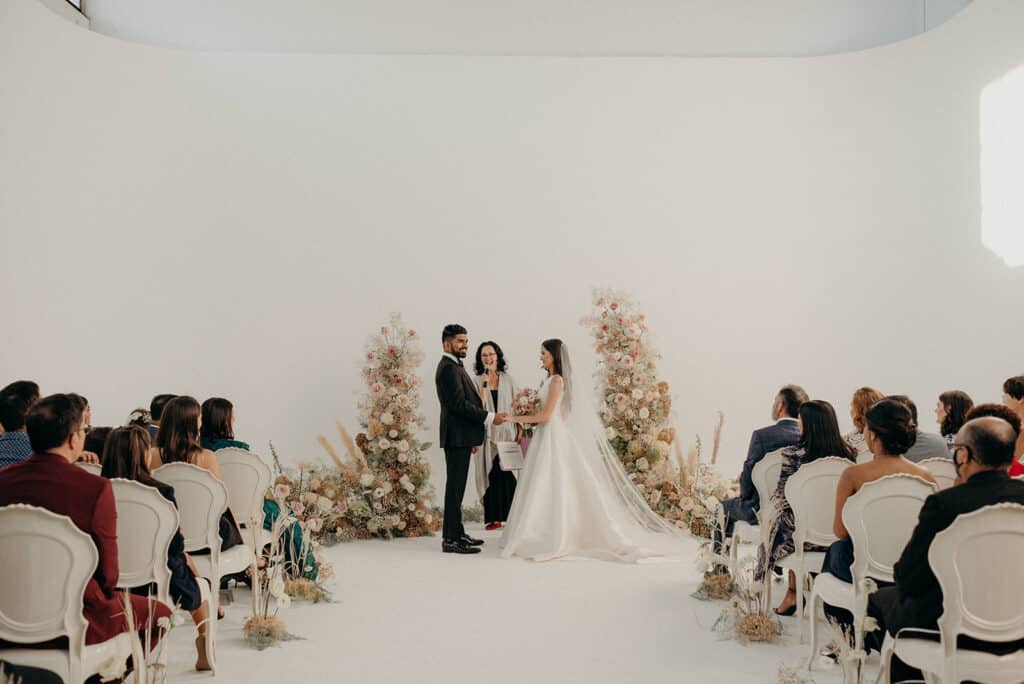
[442,539,481,554]
[460,534,484,547]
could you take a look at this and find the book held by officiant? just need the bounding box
[495,441,525,472]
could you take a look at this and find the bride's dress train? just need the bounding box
[499,369,684,562]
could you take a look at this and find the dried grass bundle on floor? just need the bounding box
[285,578,329,603]
[700,571,735,600]
[736,611,780,642]
[243,616,291,650]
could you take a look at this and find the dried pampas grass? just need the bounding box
[243,616,293,650]
[736,611,780,642]
[285,578,329,604]
[710,411,724,465]
[316,434,345,470]
[700,572,735,600]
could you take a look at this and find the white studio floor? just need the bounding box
[163,525,861,684]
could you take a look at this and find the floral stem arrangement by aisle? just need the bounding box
[583,289,738,534]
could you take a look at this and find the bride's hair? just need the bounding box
[542,339,564,377]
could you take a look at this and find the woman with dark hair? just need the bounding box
[471,341,519,530]
[84,426,112,459]
[1004,376,1024,468]
[934,390,974,445]
[150,395,244,551]
[101,425,212,671]
[759,400,858,615]
[200,397,250,452]
[818,399,936,626]
[844,387,885,460]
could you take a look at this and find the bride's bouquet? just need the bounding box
[511,388,541,437]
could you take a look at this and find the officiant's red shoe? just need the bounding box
[485,522,503,531]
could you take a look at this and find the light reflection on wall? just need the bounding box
[981,66,1024,267]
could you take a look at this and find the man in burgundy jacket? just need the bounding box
[0,394,171,649]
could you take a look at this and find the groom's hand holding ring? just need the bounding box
[494,412,509,425]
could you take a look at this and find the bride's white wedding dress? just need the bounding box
[500,364,684,563]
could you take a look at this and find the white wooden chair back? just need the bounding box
[784,456,852,549]
[215,447,271,529]
[0,504,98,682]
[109,479,178,602]
[76,462,102,476]
[917,457,957,491]
[752,448,785,517]
[843,474,936,584]
[152,462,226,558]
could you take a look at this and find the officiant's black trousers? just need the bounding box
[443,447,471,541]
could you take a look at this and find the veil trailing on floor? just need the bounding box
[557,343,685,539]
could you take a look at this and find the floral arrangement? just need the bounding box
[244,506,300,650]
[267,315,443,542]
[511,388,541,436]
[710,556,783,645]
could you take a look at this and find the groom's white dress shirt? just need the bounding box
[443,353,495,427]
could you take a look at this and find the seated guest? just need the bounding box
[150,395,244,551]
[101,425,212,671]
[758,400,857,615]
[0,394,172,650]
[1004,375,1024,470]
[934,390,973,446]
[148,393,177,440]
[67,393,100,464]
[967,403,1024,478]
[864,416,1024,681]
[84,426,112,460]
[0,380,39,468]
[200,397,250,451]
[844,387,885,460]
[819,399,936,622]
[888,395,950,462]
[716,385,807,553]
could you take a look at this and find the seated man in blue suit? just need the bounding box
[715,385,807,554]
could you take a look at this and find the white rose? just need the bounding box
[378,438,391,450]
[382,481,393,494]
[408,503,417,512]
[397,452,409,463]
[632,389,644,401]
[415,509,425,519]
[605,426,616,440]
[398,440,410,452]
[380,412,394,425]
[359,472,375,487]
[635,457,650,472]
[638,407,650,420]
[389,429,399,439]
[403,482,415,493]
[425,514,433,524]
[316,496,334,513]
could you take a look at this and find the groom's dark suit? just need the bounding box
[436,354,488,542]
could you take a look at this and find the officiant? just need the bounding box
[473,341,520,530]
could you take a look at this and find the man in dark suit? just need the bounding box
[0,394,172,650]
[435,324,508,554]
[866,415,1024,680]
[715,384,807,554]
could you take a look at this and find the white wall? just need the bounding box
[79,0,971,57]
[1,0,1022,503]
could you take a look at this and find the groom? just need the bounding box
[436,324,508,554]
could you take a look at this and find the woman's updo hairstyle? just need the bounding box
[865,398,918,456]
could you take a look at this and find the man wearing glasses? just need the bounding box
[863,416,1024,681]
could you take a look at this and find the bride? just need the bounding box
[500,338,683,562]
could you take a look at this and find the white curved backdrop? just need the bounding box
[1,0,1022,500]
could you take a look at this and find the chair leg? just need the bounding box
[796,569,806,643]
[874,634,893,684]
[807,588,820,670]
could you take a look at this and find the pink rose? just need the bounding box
[274,483,291,499]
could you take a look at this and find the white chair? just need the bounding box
[807,474,936,667]
[153,463,254,625]
[881,503,1024,684]
[727,448,785,578]
[215,448,273,552]
[0,504,133,684]
[778,456,853,641]
[110,479,216,674]
[76,462,102,476]
[917,457,957,491]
